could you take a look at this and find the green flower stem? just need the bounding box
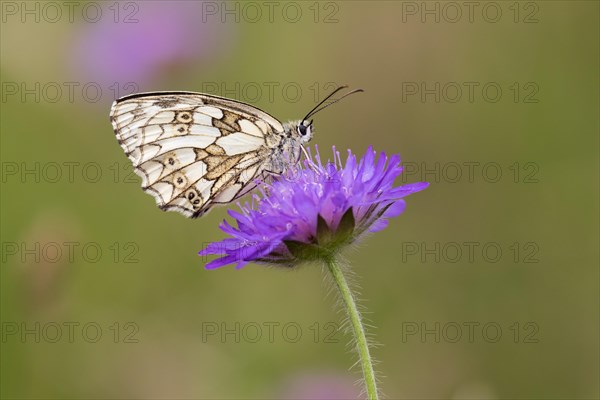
[325,256,379,400]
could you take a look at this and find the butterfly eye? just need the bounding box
[298,124,307,136]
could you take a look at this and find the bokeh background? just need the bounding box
[1,1,598,399]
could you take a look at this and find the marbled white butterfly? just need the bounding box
[109,86,362,218]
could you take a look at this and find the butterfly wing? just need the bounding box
[110,91,284,218]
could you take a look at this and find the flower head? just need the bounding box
[199,146,429,269]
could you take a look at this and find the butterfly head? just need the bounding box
[295,85,363,144]
[297,119,314,143]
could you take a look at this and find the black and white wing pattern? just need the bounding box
[110,92,285,218]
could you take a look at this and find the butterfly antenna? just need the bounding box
[304,88,364,120]
[302,85,349,121]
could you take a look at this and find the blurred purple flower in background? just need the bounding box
[200,146,429,269]
[70,2,233,88]
[278,371,361,400]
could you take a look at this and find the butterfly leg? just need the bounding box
[261,170,281,184]
[300,145,321,175]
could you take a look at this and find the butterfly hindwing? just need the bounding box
[110,92,285,218]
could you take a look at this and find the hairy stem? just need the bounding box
[325,256,379,400]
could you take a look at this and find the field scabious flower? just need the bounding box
[200,144,428,400]
[199,146,428,269]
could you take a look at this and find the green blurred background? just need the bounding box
[1,1,598,399]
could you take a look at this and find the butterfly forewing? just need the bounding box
[110,92,285,218]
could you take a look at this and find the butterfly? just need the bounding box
[109,85,362,218]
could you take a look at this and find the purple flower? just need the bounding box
[199,146,429,269]
[278,371,361,399]
[69,2,234,89]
